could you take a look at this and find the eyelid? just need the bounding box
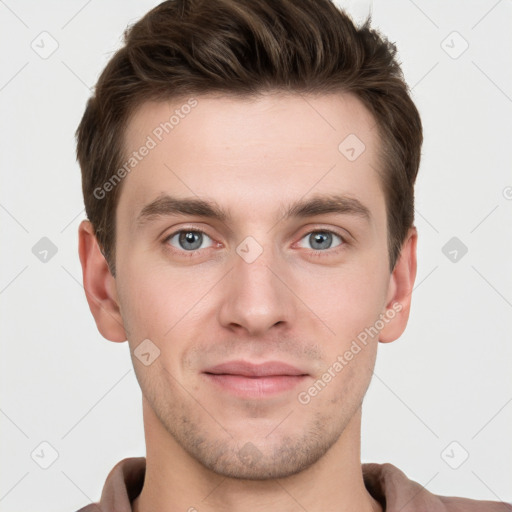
[163,226,218,249]
[295,223,351,242]
[294,227,348,250]
[162,225,351,255]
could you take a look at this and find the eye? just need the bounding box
[162,228,346,256]
[297,230,345,251]
[165,229,214,252]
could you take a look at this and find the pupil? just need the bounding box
[180,231,201,250]
[312,232,331,249]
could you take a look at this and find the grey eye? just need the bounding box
[168,230,213,251]
[298,231,343,251]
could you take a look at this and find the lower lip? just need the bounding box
[204,373,308,398]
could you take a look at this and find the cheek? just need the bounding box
[117,261,175,341]
[296,260,388,346]
[117,257,218,358]
[296,349,376,424]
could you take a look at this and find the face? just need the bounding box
[105,92,407,479]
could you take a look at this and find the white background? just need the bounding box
[1,0,511,510]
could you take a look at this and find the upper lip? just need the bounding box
[204,360,308,377]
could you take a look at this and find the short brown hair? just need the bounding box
[76,0,422,276]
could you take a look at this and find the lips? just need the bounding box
[203,360,308,378]
[202,360,309,398]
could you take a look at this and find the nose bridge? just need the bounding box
[217,235,294,335]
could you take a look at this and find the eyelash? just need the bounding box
[162,227,348,258]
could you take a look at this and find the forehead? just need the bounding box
[117,92,384,227]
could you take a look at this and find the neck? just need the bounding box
[132,400,382,512]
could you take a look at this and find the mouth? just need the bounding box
[202,360,309,398]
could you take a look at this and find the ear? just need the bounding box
[78,219,127,342]
[379,226,418,343]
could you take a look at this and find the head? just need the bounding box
[77,0,421,479]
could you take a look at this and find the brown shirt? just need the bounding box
[75,457,512,512]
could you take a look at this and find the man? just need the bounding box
[74,0,511,510]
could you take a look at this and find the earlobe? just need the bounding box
[379,227,418,344]
[78,220,127,342]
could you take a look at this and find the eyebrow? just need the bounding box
[135,193,371,228]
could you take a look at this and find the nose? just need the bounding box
[217,243,295,337]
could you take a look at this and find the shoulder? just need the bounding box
[362,462,512,512]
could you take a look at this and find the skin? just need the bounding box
[78,92,417,512]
